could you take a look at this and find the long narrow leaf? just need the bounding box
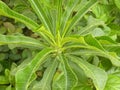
[28,0,53,33]
[37,26,56,45]
[56,0,63,33]
[0,1,39,30]
[0,34,43,49]
[15,48,53,90]
[32,59,58,90]
[65,44,120,67]
[63,35,120,67]
[60,0,79,34]
[63,0,98,37]
[69,56,107,90]
[57,56,78,90]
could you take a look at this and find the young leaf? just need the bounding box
[36,26,55,45]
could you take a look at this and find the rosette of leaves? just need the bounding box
[0,0,120,90]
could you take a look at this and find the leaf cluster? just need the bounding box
[0,0,120,90]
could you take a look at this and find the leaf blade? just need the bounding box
[0,1,39,30]
[0,34,43,49]
[63,0,98,36]
[28,0,52,33]
[69,56,107,90]
[15,48,53,90]
[32,58,58,90]
[53,55,78,90]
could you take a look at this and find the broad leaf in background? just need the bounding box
[92,2,114,22]
[78,16,105,36]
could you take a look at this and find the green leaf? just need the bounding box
[91,28,105,36]
[28,0,53,33]
[74,84,93,90]
[104,74,120,90]
[62,36,86,46]
[0,53,6,61]
[3,22,15,34]
[36,26,55,45]
[52,73,64,90]
[84,35,105,51]
[0,86,8,90]
[60,0,79,33]
[15,48,53,90]
[69,46,120,67]
[92,3,113,22]
[96,36,116,44]
[114,0,120,10]
[69,61,93,90]
[22,10,37,22]
[68,60,88,83]
[56,0,63,32]
[6,85,12,90]
[64,35,120,67]
[69,56,107,90]
[0,64,3,73]
[32,58,58,90]
[62,56,78,90]
[99,57,112,71]
[63,0,98,36]
[0,76,9,84]
[78,16,105,35]
[0,34,43,49]
[0,1,39,30]
[53,55,78,90]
